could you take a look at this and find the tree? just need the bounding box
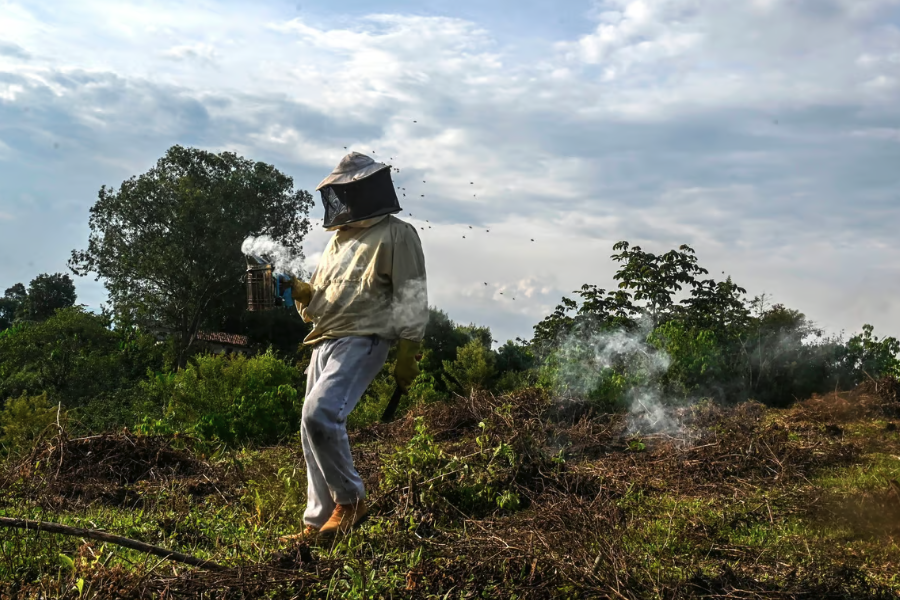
[418,309,468,390]
[0,284,26,330]
[739,300,838,407]
[69,145,314,367]
[531,285,638,358]
[21,273,77,321]
[0,307,163,408]
[610,242,708,326]
[676,276,749,334]
[840,324,899,384]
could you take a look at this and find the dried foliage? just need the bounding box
[3,430,233,510]
[2,382,900,599]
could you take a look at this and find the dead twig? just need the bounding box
[0,517,226,571]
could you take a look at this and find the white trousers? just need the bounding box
[302,335,390,527]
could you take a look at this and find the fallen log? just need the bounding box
[0,517,226,571]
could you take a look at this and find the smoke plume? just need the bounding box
[241,235,313,279]
[550,316,689,437]
[391,277,430,340]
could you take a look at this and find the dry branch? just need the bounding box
[0,517,225,571]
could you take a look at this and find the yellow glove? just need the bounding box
[394,339,422,392]
[288,277,313,306]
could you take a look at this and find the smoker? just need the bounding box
[245,254,292,311]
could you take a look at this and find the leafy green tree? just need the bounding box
[419,308,491,393]
[421,308,470,366]
[649,321,725,397]
[0,283,26,330]
[676,276,750,333]
[610,242,708,326]
[20,273,77,321]
[842,324,900,383]
[645,275,752,401]
[69,145,314,367]
[456,323,493,349]
[531,285,637,359]
[495,340,535,374]
[737,301,843,407]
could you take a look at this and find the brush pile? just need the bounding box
[4,431,230,510]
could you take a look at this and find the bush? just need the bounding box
[535,335,638,411]
[137,350,301,446]
[347,358,398,429]
[649,321,725,398]
[493,369,536,393]
[70,386,157,434]
[0,392,58,455]
[408,370,448,405]
[0,307,164,410]
[442,339,497,396]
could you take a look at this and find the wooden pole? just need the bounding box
[0,517,226,571]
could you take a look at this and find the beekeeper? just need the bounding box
[285,152,428,539]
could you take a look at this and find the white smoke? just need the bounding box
[391,277,429,340]
[241,235,314,279]
[550,316,689,437]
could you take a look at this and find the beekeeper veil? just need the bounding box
[316,152,402,230]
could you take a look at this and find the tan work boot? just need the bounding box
[278,524,319,542]
[318,500,368,537]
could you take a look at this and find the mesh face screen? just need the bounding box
[320,186,352,227]
[318,169,401,228]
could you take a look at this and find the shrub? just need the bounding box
[348,354,448,429]
[137,350,301,446]
[493,369,537,393]
[347,359,397,429]
[0,307,164,411]
[408,370,448,405]
[649,321,724,397]
[535,344,633,411]
[0,392,58,455]
[442,339,497,396]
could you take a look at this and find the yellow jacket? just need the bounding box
[296,215,428,346]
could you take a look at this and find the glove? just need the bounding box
[287,277,313,306]
[394,339,422,392]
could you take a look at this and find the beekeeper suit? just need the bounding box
[286,152,428,539]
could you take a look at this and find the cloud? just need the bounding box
[161,43,220,65]
[554,0,900,118]
[0,138,13,160]
[0,41,30,60]
[851,127,900,141]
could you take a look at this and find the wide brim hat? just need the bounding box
[316,152,390,191]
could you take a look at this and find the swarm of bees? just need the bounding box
[334,141,539,310]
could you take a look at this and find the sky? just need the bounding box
[1,0,900,345]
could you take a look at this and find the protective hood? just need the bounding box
[317,152,402,229]
[316,152,390,191]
